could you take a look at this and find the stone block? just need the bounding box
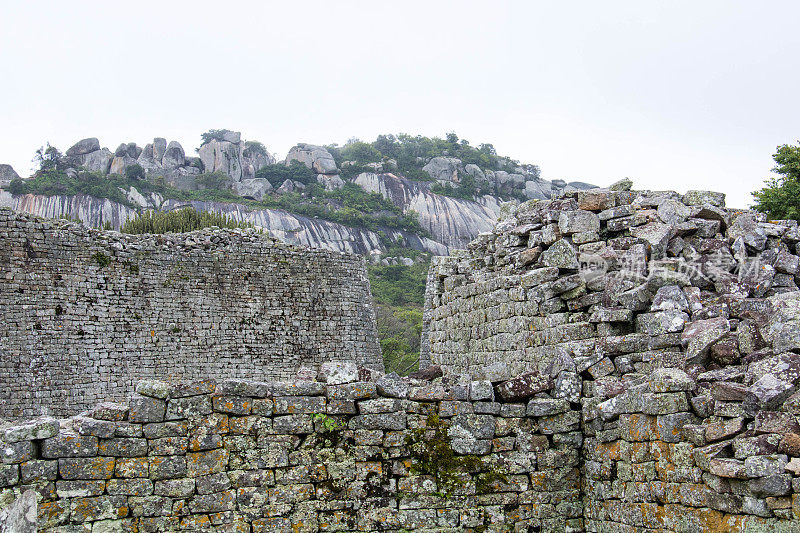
[89,402,129,421]
[639,392,689,415]
[271,381,325,396]
[41,434,99,458]
[4,417,59,442]
[165,395,212,420]
[749,474,792,497]
[1,441,34,464]
[376,375,409,398]
[657,412,695,443]
[169,379,216,398]
[186,448,229,477]
[317,361,359,385]
[142,421,188,439]
[20,459,58,483]
[744,454,788,478]
[272,415,313,434]
[70,495,128,522]
[98,438,148,458]
[348,413,407,431]
[618,414,658,442]
[153,478,195,498]
[527,398,570,417]
[273,396,325,415]
[106,478,154,496]
[128,396,166,423]
[134,380,171,399]
[648,368,694,393]
[148,455,187,480]
[115,457,149,478]
[409,385,446,402]
[495,372,553,401]
[326,382,378,400]
[211,395,253,415]
[56,479,106,498]
[59,457,115,480]
[215,379,272,398]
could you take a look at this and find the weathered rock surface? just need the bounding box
[0,164,20,186]
[234,178,272,201]
[285,144,338,175]
[422,185,800,530]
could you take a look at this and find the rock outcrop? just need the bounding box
[355,172,501,249]
[286,143,338,175]
[0,190,448,255]
[422,155,593,200]
[67,132,276,192]
[0,164,20,187]
[4,132,599,256]
[286,143,344,190]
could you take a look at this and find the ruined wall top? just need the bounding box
[425,185,800,378]
[421,185,800,528]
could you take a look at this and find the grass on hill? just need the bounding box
[120,207,256,234]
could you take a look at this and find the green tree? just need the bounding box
[752,142,800,220]
[340,140,382,164]
[200,129,235,145]
[8,179,26,195]
[125,163,145,181]
[33,143,65,173]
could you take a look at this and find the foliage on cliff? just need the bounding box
[8,166,426,235]
[120,207,256,234]
[327,132,530,180]
[9,169,139,208]
[752,141,800,220]
[255,161,317,187]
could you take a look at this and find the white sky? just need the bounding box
[2,1,799,208]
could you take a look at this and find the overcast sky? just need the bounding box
[2,1,799,208]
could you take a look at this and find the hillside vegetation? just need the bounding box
[368,258,430,375]
[8,146,425,235]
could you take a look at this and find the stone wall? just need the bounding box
[0,208,382,419]
[424,187,800,530]
[0,365,581,532]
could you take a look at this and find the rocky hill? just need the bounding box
[0,131,596,257]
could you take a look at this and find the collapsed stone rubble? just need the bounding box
[424,186,800,530]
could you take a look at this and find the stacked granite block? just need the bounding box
[0,362,584,532]
[425,186,800,530]
[0,208,382,418]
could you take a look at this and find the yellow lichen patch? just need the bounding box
[594,441,621,462]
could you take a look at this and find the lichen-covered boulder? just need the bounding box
[764,292,800,352]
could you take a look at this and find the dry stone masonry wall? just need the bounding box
[0,364,581,532]
[424,185,800,530]
[0,208,382,419]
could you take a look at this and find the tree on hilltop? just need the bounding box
[752,141,800,220]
